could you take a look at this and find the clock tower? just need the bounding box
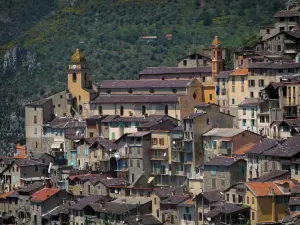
[67,49,94,116]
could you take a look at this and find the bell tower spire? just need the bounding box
[211,36,223,81]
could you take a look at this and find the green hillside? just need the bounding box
[0,0,285,152]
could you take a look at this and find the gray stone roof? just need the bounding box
[153,186,188,198]
[248,62,300,69]
[289,197,300,206]
[160,195,190,205]
[49,117,86,129]
[124,214,162,225]
[42,201,75,219]
[255,170,289,182]
[70,195,109,211]
[96,79,193,89]
[201,190,224,203]
[127,131,152,137]
[203,128,246,137]
[25,99,51,107]
[202,156,244,167]
[139,67,211,75]
[246,139,279,155]
[238,98,260,107]
[17,182,45,194]
[262,135,300,157]
[90,95,181,104]
[285,30,300,39]
[149,120,178,132]
[274,10,299,18]
[215,70,233,79]
[14,159,46,167]
[91,202,138,215]
[205,203,250,218]
[184,113,204,120]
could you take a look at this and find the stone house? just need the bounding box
[27,152,54,166]
[42,200,75,225]
[152,187,190,223]
[193,190,224,225]
[237,98,260,133]
[245,180,295,225]
[202,128,261,160]
[177,199,195,225]
[200,156,247,191]
[177,53,212,68]
[270,119,300,139]
[0,159,48,191]
[183,103,234,172]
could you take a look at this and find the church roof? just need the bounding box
[212,36,221,47]
[71,49,86,62]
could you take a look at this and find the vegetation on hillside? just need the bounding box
[0,0,285,151]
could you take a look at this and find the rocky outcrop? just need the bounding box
[3,47,38,74]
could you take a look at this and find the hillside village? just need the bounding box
[5,4,300,225]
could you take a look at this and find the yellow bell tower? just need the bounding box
[211,36,223,81]
[67,49,94,116]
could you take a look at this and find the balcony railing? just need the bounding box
[151,154,167,160]
[151,168,169,175]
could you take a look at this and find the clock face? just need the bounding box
[72,65,76,69]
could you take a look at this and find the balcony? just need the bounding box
[174,171,186,176]
[171,155,180,162]
[151,168,169,175]
[128,141,142,146]
[151,155,167,161]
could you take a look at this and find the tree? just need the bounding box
[203,11,212,26]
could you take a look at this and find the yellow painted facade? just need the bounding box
[203,86,215,103]
[245,190,289,225]
[228,75,249,107]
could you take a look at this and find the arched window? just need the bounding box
[164,105,168,115]
[72,73,77,82]
[120,106,124,116]
[98,106,103,115]
[142,105,146,115]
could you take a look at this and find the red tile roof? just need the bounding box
[30,188,60,202]
[0,191,13,199]
[230,68,248,76]
[234,143,256,155]
[247,182,283,196]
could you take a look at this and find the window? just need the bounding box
[98,106,103,115]
[207,118,210,125]
[249,80,255,87]
[137,160,140,168]
[223,100,225,106]
[203,77,206,82]
[211,166,216,176]
[142,105,146,115]
[252,197,255,204]
[84,148,89,156]
[35,142,38,148]
[72,73,77,82]
[131,173,135,183]
[35,166,38,171]
[250,92,254,98]
[152,138,157,145]
[34,127,37,135]
[247,196,249,204]
[259,79,265,87]
[280,26,284,32]
[277,45,281,51]
[232,86,235,92]
[252,211,255,220]
[34,106,36,111]
[212,141,217,149]
[232,98,235,105]
[130,160,133,167]
[34,116,37,124]
[120,106,124,116]
[266,29,270,34]
[241,85,244,92]
[164,105,168,115]
[221,178,225,187]
[226,193,229,201]
[296,165,299,175]
[159,138,164,145]
[232,194,236,203]
[183,60,187,66]
[154,198,157,205]
[89,132,94,138]
[242,119,246,127]
[156,210,159,218]
[243,108,246,115]
[251,119,255,127]
[212,178,216,188]
[209,94,212,101]
[232,76,235,85]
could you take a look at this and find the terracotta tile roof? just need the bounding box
[246,182,286,196]
[234,143,256,155]
[30,188,60,202]
[15,144,27,159]
[0,191,13,199]
[230,69,248,76]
